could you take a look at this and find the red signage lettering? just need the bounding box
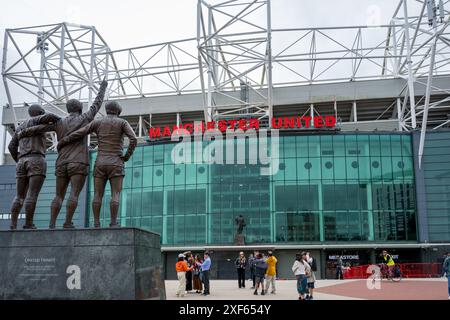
[148,116,337,139]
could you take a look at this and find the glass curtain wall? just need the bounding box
[87,133,417,245]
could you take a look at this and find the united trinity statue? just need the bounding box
[12,79,138,229]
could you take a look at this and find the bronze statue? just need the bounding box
[8,105,61,229]
[235,214,246,234]
[234,214,246,245]
[57,101,137,227]
[18,80,108,228]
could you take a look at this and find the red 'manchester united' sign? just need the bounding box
[148,116,337,139]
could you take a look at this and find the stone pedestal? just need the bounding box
[0,228,166,300]
[234,233,245,245]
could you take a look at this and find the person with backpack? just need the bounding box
[292,252,311,300]
[253,253,267,295]
[442,251,450,299]
[381,250,396,279]
[306,252,317,300]
[235,251,247,288]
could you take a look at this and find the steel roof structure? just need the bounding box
[2,0,450,166]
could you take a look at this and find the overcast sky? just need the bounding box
[0,0,404,153]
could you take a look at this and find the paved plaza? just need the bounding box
[165,278,449,300]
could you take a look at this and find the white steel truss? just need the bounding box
[2,1,450,164]
[197,0,273,123]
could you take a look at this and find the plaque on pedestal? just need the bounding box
[0,228,166,300]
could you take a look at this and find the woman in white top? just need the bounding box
[292,251,311,300]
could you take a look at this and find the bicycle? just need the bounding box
[378,263,402,282]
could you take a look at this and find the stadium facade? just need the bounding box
[1,1,450,279]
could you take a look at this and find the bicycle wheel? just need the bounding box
[391,266,402,282]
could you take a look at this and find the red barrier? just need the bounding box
[343,263,443,279]
[399,263,442,278]
[343,265,371,279]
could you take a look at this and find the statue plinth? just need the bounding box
[234,233,245,245]
[0,227,166,300]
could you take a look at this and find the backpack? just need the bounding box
[254,259,267,277]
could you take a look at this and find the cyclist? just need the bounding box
[381,250,396,278]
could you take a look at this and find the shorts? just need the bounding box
[16,156,46,178]
[307,282,315,289]
[93,164,125,179]
[55,163,89,177]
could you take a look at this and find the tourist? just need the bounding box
[265,250,277,294]
[184,252,194,293]
[292,252,311,300]
[201,251,211,295]
[306,252,317,300]
[248,253,255,288]
[442,251,450,299]
[253,253,268,295]
[249,250,259,289]
[193,254,203,293]
[235,251,247,288]
[336,255,344,280]
[175,253,194,297]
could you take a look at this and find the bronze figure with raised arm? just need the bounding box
[57,101,137,228]
[18,79,108,228]
[8,104,61,229]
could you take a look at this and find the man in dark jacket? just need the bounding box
[248,250,259,289]
[235,251,247,288]
[253,253,267,295]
